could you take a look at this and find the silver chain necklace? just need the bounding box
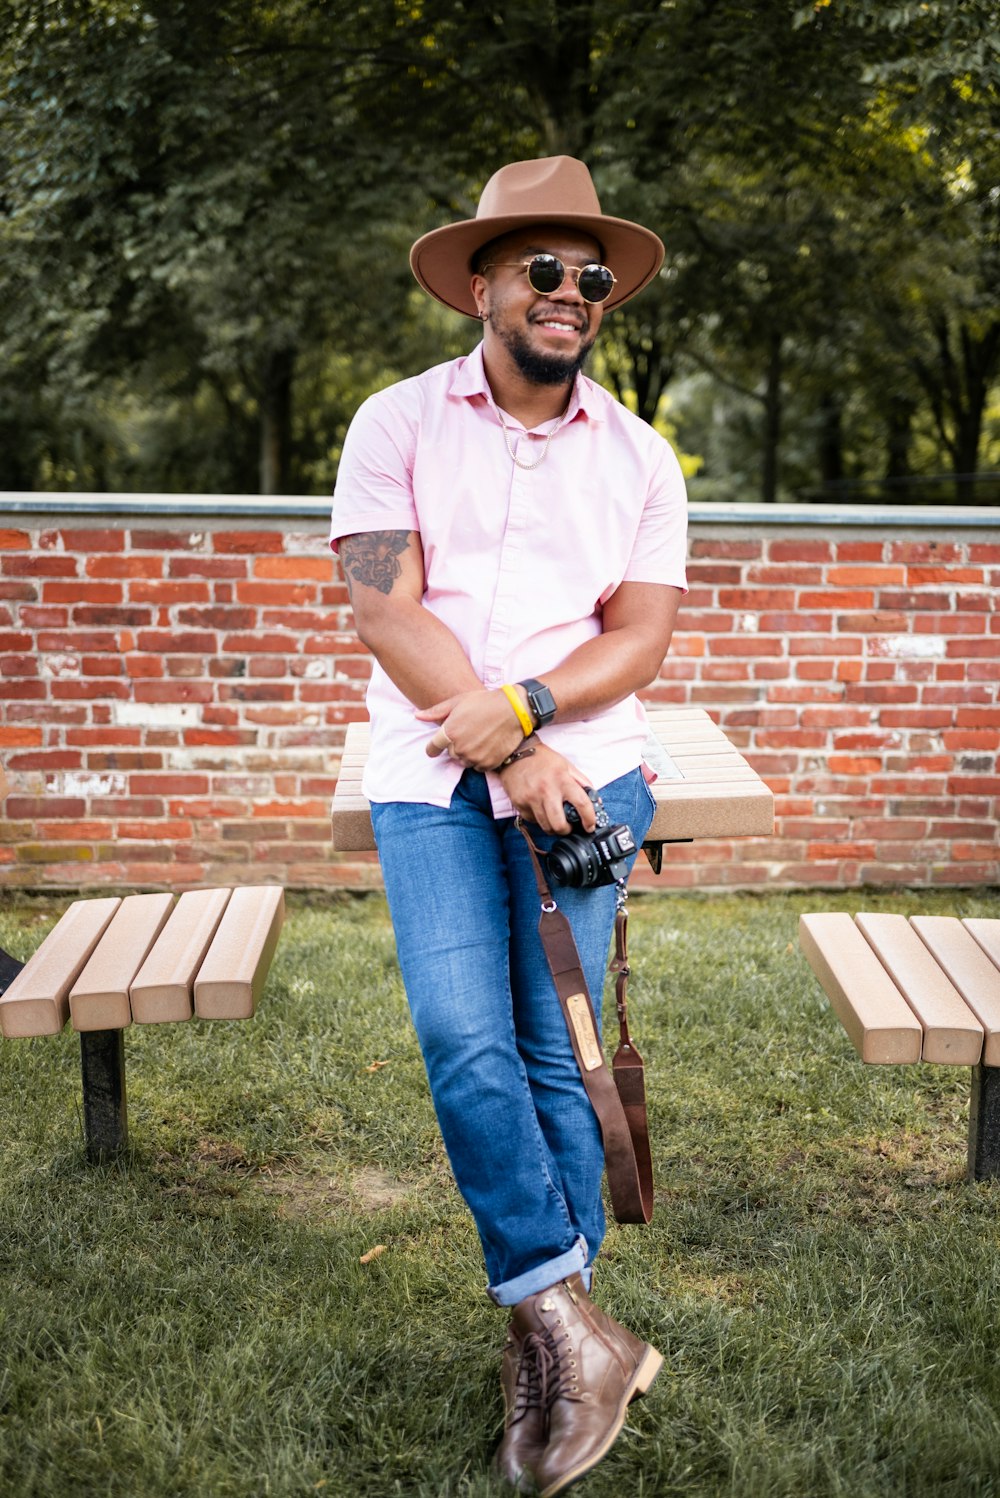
[495,403,567,470]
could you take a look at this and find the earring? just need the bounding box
[480,308,490,322]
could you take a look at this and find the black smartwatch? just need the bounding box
[519,678,557,728]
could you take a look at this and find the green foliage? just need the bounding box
[1,0,997,497]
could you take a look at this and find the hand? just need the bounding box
[496,740,596,833]
[417,688,526,771]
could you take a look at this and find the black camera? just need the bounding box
[545,788,637,888]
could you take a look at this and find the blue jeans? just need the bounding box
[371,766,655,1307]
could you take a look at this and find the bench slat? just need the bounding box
[911,917,1000,1066]
[193,886,285,1019]
[964,918,1000,971]
[129,887,232,1023]
[0,898,121,1038]
[855,913,984,1065]
[69,893,175,1032]
[799,913,923,1064]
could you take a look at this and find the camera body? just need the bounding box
[545,788,637,888]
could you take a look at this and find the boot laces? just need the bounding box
[514,1322,583,1430]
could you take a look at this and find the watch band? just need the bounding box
[519,677,557,728]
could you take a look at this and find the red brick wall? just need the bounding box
[1,501,997,892]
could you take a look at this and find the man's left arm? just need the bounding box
[536,580,683,720]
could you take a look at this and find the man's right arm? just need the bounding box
[339,529,481,710]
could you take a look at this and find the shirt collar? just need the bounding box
[448,340,606,426]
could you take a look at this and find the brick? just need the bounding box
[878,591,951,610]
[706,637,785,656]
[685,563,744,584]
[689,539,762,559]
[169,557,247,579]
[57,528,125,552]
[914,613,985,635]
[236,582,316,606]
[130,530,207,551]
[828,755,882,775]
[717,589,796,610]
[746,565,825,586]
[133,682,214,705]
[0,529,31,550]
[130,582,212,606]
[136,630,217,653]
[3,551,77,572]
[222,632,298,653]
[790,637,863,656]
[213,530,285,554]
[845,685,919,704]
[0,654,39,676]
[834,542,884,562]
[969,544,1000,562]
[906,567,983,585]
[177,607,257,630]
[798,590,874,609]
[74,606,153,628]
[254,556,335,581]
[837,612,909,633]
[45,580,125,605]
[888,542,965,564]
[86,556,163,580]
[827,566,905,585]
[769,540,832,562]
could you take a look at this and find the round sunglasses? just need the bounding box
[480,253,617,304]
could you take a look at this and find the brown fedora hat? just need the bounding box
[409,156,664,319]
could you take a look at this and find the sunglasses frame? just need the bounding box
[480,254,617,304]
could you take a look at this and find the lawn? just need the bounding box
[1,886,999,1497]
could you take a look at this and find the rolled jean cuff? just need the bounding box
[487,1236,588,1308]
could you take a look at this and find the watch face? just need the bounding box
[528,683,556,724]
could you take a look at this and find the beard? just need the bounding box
[493,314,596,386]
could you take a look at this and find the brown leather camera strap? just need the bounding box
[518,822,653,1225]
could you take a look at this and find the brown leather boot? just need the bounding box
[509,1272,662,1498]
[491,1324,548,1491]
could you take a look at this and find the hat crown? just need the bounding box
[477,156,603,222]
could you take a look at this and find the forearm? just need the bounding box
[539,584,683,724]
[355,596,483,710]
[540,628,667,723]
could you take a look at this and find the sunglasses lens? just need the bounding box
[527,255,565,294]
[579,264,615,303]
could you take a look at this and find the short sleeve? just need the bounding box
[622,438,688,592]
[329,387,419,553]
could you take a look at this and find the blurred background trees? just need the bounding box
[1,0,997,501]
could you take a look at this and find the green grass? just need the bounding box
[1,886,1000,1497]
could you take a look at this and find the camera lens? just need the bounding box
[546,835,603,887]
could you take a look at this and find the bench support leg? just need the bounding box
[80,1029,128,1162]
[968,1064,1000,1182]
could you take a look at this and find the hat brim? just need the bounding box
[409,211,664,319]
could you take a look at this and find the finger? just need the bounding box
[414,699,452,723]
[425,726,452,758]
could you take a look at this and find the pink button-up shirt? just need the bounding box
[330,341,688,815]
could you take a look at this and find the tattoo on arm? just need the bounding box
[340,531,411,598]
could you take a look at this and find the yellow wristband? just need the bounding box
[500,683,534,738]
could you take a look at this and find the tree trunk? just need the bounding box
[761,332,782,503]
[259,347,295,495]
[817,391,844,487]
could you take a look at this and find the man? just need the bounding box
[330,156,687,1495]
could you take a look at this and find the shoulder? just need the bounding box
[578,378,684,478]
[351,355,468,426]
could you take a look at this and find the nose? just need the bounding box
[550,270,585,304]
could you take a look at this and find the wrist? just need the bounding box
[500,682,534,738]
[518,678,557,729]
[495,736,538,772]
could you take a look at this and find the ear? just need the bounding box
[470,272,489,320]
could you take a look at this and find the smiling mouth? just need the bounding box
[532,315,585,335]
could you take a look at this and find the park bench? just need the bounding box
[0,885,284,1162]
[331,705,775,857]
[800,911,1000,1181]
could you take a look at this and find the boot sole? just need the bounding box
[535,1344,664,1498]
